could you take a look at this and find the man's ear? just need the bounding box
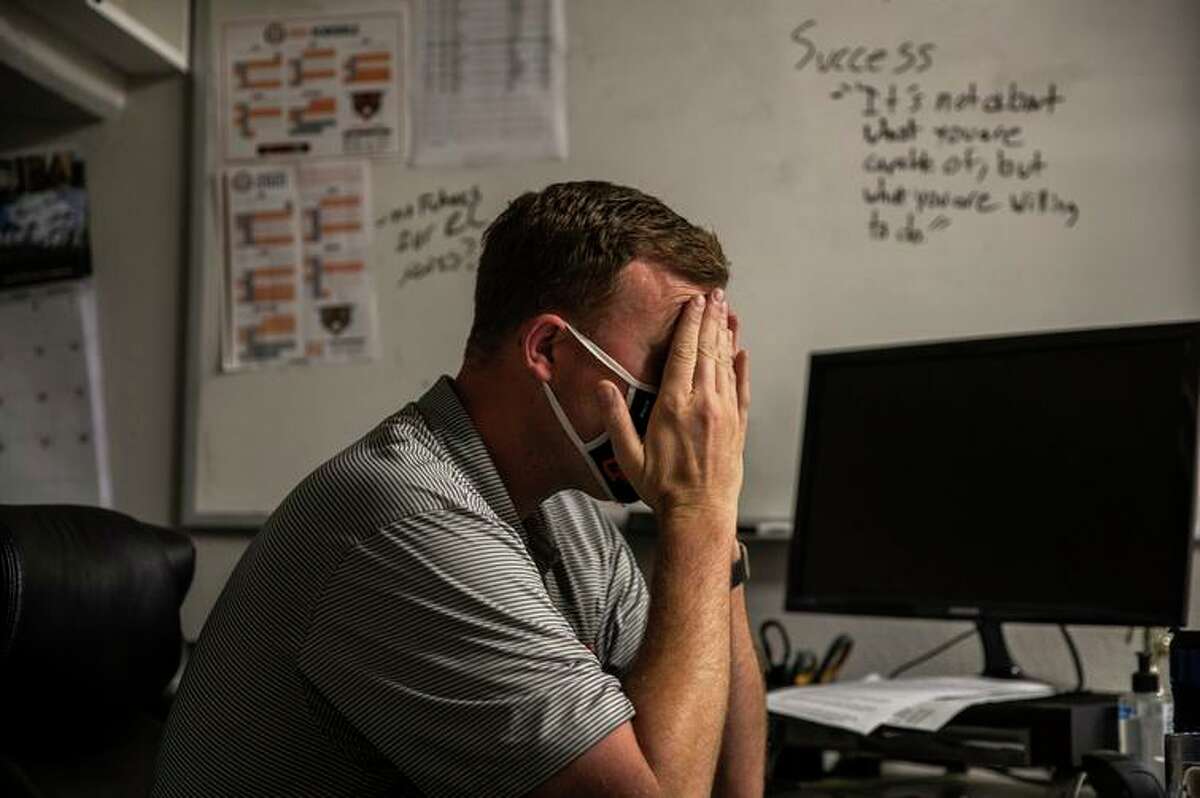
[521,314,565,383]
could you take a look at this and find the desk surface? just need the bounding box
[768,762,1077,797]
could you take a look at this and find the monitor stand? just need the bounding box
[976,619,1023,679]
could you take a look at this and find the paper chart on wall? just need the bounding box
[222,164,304,370]
[222,161,379,370]
[220,11,407,161]
[413,0,568,166]
[0,282,111,506]
[298,160,378,364]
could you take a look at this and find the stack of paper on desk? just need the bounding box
[766,676,1056,736]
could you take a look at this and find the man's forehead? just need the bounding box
[614,260,707,373]
[618,259,705,325]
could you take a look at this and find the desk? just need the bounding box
[765,692,1121,796]
[768,761,1077,797]
[768,692,1118,778]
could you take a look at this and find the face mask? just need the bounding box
[542,322,658,504]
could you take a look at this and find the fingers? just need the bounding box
[718,326,736,397]
[734,348,751,429]
[723,310,741,399]
[660,294,705,397]
[597,380,645,477]
[695,288,726,392]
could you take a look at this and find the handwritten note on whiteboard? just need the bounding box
[413,0,568,166]
[789,19,1079,247]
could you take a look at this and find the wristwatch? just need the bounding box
[731,541,749,588]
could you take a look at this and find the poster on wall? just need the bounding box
[221,161,379,371]
[297,160,378,364]
[222,164,304,370]
[0,152,91,289]
[219,10,407,161]
[413,0,568,166]
[0,281,111,506]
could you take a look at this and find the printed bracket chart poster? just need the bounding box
[0,152,92,289]
[222,164,303,370]
[220,11,407,161]
[298,160,379,363]
[0,281,111,506]
[413,0,568,166]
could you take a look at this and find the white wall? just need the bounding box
[86,78,184,524]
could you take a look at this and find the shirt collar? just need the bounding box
[416,376,559,572]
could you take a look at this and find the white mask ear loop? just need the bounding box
[541,382,619,502]
[542,381,592,453]
[563,323,658,394]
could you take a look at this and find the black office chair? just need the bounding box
[0,504,195,798]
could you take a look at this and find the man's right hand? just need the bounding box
[559,287,754,798]
[598,288,750,524]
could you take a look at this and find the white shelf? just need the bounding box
[21,0,189,76]
[0,4,127,120]
[0,0,187,124]
[79,0,189,75]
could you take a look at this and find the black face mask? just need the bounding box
[542,323,658,504]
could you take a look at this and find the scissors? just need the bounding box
[759,620,792,688]
[759,620,820,687]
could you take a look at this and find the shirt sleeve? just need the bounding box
[599,514,650,679]
[296,508,634,798]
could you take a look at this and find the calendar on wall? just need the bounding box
[0,281,111,506]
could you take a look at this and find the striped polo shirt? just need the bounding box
[154,377,649,797]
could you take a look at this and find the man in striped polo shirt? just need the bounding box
[156,181,763,797]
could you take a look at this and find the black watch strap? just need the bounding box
[731,541,749,588]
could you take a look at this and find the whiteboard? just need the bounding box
[183,0,1200,526]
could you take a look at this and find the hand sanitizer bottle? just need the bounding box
[1120,651,1171,785]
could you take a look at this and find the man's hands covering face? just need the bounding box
[598,289,750,522]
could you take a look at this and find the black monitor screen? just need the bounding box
[786,322,1199,626]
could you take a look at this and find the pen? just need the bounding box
[816,634,854,684]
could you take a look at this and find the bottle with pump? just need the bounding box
[1119,651,1172,785]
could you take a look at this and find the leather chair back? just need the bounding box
[0,504,195,796]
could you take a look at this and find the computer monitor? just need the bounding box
[786,321,1199,678]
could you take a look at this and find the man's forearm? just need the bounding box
[622,509,734,798]
[714,582,767,797]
